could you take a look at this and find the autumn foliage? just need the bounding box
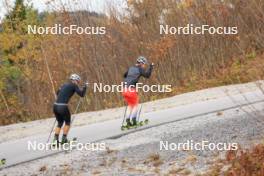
[205,143,264,176]
[0,0,264,125]
[225,144,264,176]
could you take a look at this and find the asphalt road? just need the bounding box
[0,89,264,170]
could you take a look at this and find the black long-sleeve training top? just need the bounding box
[124,65,153,86]
[55,82,86,104]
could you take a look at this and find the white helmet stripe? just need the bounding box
[70,74,81,81]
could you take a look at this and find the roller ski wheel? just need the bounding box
[61,137,77,145]
[121,126,126,131]
[138,119,148,126]
[62,137,78,153]
[121,119,149,131]
[126,125,133,129]
[50,139,60,148]
[121,124,134,130]
[0,158,6,166]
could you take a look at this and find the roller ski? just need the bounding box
[51,139,60,148]
[50,137,77,149]
[121,118,149,131]
[61,137,78,153]
[61,137,77,145]
[0,158,6,166]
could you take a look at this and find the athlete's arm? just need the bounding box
[139,64,153,78]
[74,84,87,97]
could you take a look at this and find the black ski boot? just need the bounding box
[132,118,137,126]
[51,134,60,147]
[126,119,132,127]
[61,135,69,145]
[51,139,60,147]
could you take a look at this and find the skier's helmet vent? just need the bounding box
[137,56,148,64]
[70,74,81,81]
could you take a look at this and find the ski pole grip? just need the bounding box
[83,82,89,87]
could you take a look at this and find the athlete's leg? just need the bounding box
[126,106,133,126]
[61,107,71,143]
[131,105,138,120]
[130,105,139,125]
[53,105,64,142]
[130,90,139,125]
[122,89,133,126]
[127,106,132,119]
[63,125,70,135]
[54,127,61,138]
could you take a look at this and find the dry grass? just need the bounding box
[204,143,264,176]
[217,111,223,116]
[166,167,192,176]
[144,153,163,167]
[39,166,47,172]
[183,155,197,165]
[105,147,117,155]
[92,170,101,175]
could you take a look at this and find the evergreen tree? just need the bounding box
[0,0,41,121]
[5,0,26,31]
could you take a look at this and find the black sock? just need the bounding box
[54,134,59,140]
[62,134,67,140]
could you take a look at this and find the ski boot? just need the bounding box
[132,118,138,126]
[121,119,137,130]
[126,119,133,127]
[61,138,69,145]
[51,138,60,148]
[121,119,133,130]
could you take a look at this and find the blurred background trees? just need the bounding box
[0,0,263,125]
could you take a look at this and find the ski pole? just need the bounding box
[121,104,128,127]
[46,119,56,143]
[71,97,83,125]
[71,81,88,124]
[137,104,143,122]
